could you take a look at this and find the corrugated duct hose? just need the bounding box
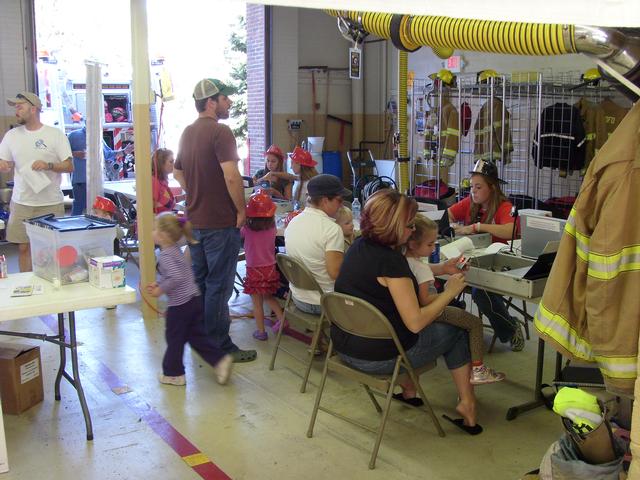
[327,11,640,100]
[397,50,410,194]
[326,10,640,194]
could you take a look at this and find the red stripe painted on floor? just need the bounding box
[39,314,231,480]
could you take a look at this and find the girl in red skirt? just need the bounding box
[242,192,285,341]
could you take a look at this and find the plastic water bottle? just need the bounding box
[351,198,361,227]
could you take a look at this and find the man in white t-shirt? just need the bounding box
[285,174,350,314]
[0,92,73,271]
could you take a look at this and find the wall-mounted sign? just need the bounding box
[349,47,361,80]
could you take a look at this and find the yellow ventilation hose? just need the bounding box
[397,51,410,194]
[327,10,576,56]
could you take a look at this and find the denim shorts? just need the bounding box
[292,297,322,315]
[338,321,470,375]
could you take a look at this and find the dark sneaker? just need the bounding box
[510,325,525,352]
[231,349,258,363]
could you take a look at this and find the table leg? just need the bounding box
[67,312,94,441]
[54,313,66,401]
[506,338,546,420]
[0,398,8,473]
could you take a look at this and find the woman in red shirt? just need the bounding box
[448,160,515,243]
[152,148,180,214]
[447,160,525,352]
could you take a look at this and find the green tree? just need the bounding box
[226,16,247,144]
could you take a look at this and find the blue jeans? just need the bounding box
[339,322,470,375]
[71,183,86,215]
[293,297,322,315]
[471,288,517,343]
[191,227,241,353]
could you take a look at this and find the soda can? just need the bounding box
[429,242,440,264]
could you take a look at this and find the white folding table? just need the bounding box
[103,178,183,202]
[0,273,136,471]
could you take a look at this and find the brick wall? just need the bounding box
[246,4,266,176]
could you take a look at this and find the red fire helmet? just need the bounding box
[290,146,317,167]
[265,144,284,161]
[246,191,277,218]
[93,196,116,214]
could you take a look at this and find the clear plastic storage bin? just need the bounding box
[25,214,116,285]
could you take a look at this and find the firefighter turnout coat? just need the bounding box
[425,98,459,167]
[534,101,640,396]
[473,97,513,165]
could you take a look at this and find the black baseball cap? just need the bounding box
[307,174,352,197]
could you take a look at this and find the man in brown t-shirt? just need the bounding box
[174,78,255,363]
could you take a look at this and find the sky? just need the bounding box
[34,0,247,153]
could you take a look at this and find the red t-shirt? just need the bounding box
[449,196,514,243]
[152,177,176,214]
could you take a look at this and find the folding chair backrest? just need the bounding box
[321,292,402,344]
[113,192,137,223]
[276,253,324,296]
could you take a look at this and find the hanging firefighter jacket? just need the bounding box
[473,97,513,164]
[532,103,586,174]
[575,98,606,172]
[424,98,459,168]
[534,101,640,397]
[599,99,630,144]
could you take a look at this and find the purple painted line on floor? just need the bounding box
[39,314,231,480]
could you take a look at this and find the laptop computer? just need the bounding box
[521,213,567,259]
[500,251,557,281]
[415,198,453,237]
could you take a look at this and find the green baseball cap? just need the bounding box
[192,78,236,100]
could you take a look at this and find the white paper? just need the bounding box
[417,203,438,213]
[440,236,474,259]
[485,242,511,254]
[20,358,40,384]
[526,216,561,232]
[418,209,444,221]
[18,164,51,194]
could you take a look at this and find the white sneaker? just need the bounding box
[159,374,186,386]
[213,354,233,385]
[471,365,506,385]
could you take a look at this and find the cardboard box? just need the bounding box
[89,255,126,288]
[0,343,44,415]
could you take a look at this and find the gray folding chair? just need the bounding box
[307,292,445,469]
[269,253,326,393]
[112,191,139,268]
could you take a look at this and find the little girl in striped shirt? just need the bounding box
[146,213,233,386]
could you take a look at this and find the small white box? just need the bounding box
[89,256,126,289]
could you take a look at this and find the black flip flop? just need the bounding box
[392,393,424,407]
[442,414,483,435]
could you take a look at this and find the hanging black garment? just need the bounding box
[532,103,586,172]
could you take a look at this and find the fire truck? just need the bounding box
[37,53,163,180]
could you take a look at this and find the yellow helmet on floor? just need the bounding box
[429,69,456,87]
[553,387,603,434]
[477,69,500,84]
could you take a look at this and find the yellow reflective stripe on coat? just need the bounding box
[587,246,640,280]
[445,128,460,136]
[442,148,457,158]
[535,303,637,379]
[564,208,640,279]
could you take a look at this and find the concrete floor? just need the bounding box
[0,242,567,479]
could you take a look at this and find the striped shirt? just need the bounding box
[157,245,200,307]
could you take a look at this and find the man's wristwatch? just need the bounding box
[48,162,54,171]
